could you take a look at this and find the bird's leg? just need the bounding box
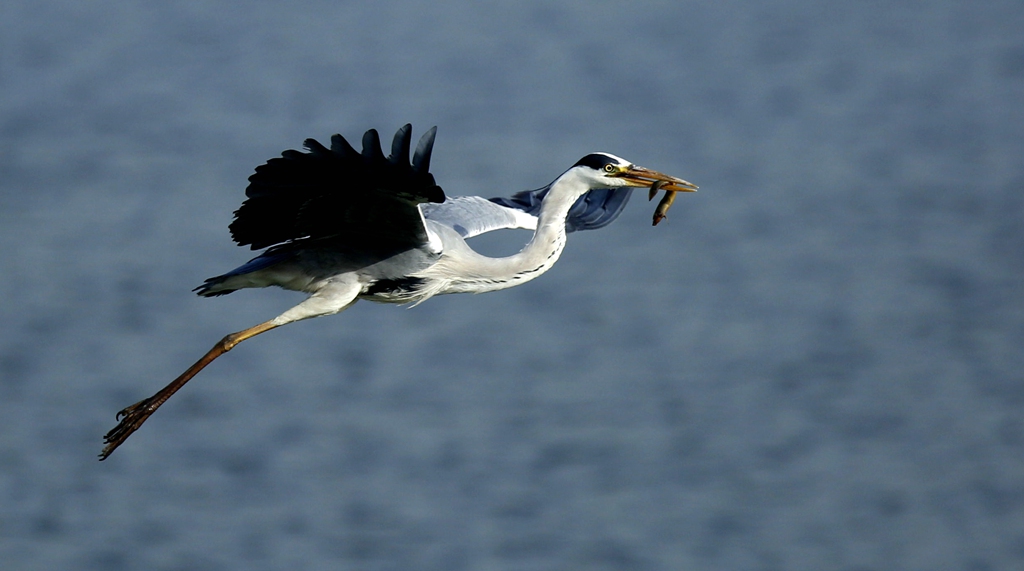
[100,277,361,460]
[99,320,280,460]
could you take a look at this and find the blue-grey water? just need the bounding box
[2,2,1023,569]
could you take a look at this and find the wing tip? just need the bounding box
[413,126,438,174]
[390,124,412,165]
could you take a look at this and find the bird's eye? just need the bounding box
[603,164,616,173]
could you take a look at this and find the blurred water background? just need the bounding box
[2,1,1023,569]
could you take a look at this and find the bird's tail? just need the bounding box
[193,275,235,297]
[193,248,297,297]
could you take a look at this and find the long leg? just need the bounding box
[99,320,279,460]
[100,278,360,460]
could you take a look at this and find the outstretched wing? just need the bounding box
[489,186,633,233]
[424,185,634,240]
[229,124,444,251]
[420,196,538,238]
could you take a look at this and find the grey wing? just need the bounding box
[420,196,538,238]
[489,186,634,233]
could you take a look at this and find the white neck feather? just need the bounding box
[421,169,590,297]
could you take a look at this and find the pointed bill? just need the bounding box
[618,165,698,192]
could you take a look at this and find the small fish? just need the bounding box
[647,180,676,226]
[648,179,667,202]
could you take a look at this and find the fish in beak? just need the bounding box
[617,165,697,226]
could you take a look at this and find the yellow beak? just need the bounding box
[618,165,698,192]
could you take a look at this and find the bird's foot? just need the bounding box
[99,397,158,460]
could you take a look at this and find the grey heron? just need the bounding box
[100,124,697,460]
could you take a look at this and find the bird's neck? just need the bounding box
[429,174,586,296]
[506,176,580,275]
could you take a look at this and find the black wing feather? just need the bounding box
[330,133,359,157]
[390,124,411,165]
[230,125,444,251]
[361,129,385,163]
[412,127,437,173]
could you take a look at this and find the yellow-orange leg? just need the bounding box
[99,320,280,460]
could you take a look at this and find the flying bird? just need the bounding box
[100,125,697,460]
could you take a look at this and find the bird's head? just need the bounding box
[571,153,697,194]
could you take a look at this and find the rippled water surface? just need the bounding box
[2,2,1023,569]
